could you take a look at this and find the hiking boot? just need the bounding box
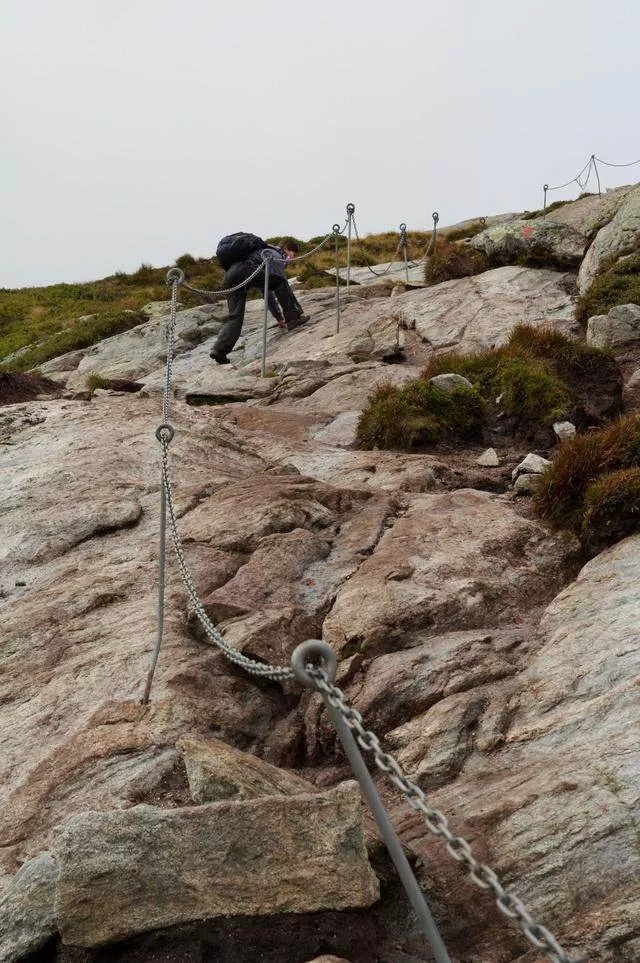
[286,315,310,331]
[210,350,230,365]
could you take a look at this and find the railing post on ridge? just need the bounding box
[346,202,355,294]
[333,223,342,334]
[261,249,271,378]
[399,222,409,283]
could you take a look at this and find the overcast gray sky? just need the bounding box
[2,0,639,288]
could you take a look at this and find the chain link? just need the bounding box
[307,666,579,963]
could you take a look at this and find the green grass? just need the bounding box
[575,251,640,324]
[357,380,484,450]
[360,324,618,450]
[423,240,490,285]
[521,199,573,220]
[535,415,640,548]
[442,220,486,242]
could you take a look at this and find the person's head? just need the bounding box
[279,237,300,260]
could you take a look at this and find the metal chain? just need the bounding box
[180,258,268,300]
[307,666,579,963]
[286,218,349,263]
[351,214,404,277]
[155,276,294,682]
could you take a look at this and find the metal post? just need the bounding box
[592,155,601,197]
[346,202,355,294]
[400,222,409,283]
[333,223,342,334]
[261,250,271,378]
[543,184,548,211]
[291,640,451,963]
[142,477,167,705]
[431,212,439,256]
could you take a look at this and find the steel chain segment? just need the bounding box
[307,667,578,963]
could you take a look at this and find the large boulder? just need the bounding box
[578,184,640,293]
[470,218,585,268]
[54,783,379,947]
[46,303,226,388]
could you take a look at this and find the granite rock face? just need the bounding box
[578,184,640,292]
[470,217,585,268]
[398,266,577,354]
[54,783,378,947]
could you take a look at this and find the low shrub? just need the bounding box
[494,357,571,424]
[421,324,619,436]
[575,251,640,324]
[357,380,484,450]
[424,240,490,285]
[581,467,640,548]
[85,373,111,390]
[534,415,640,531]
[0,370,61,406]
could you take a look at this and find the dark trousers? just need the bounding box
[214,262,303,356]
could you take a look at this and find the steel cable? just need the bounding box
[595,155,640,168]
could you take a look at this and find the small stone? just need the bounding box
[386,564,414,582]
[476,448,500,467]
[514,473,542,495]
[428,373,474,393]
[512,453,551,481]
[553,421,576,441]
[178,735,315,803]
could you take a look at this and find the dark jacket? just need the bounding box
[243,245,290,320]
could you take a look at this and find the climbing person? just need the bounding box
[210,234,310,365]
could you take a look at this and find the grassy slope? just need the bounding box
[0,231,434,371]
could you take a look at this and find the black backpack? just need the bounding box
[216,232,267,270]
